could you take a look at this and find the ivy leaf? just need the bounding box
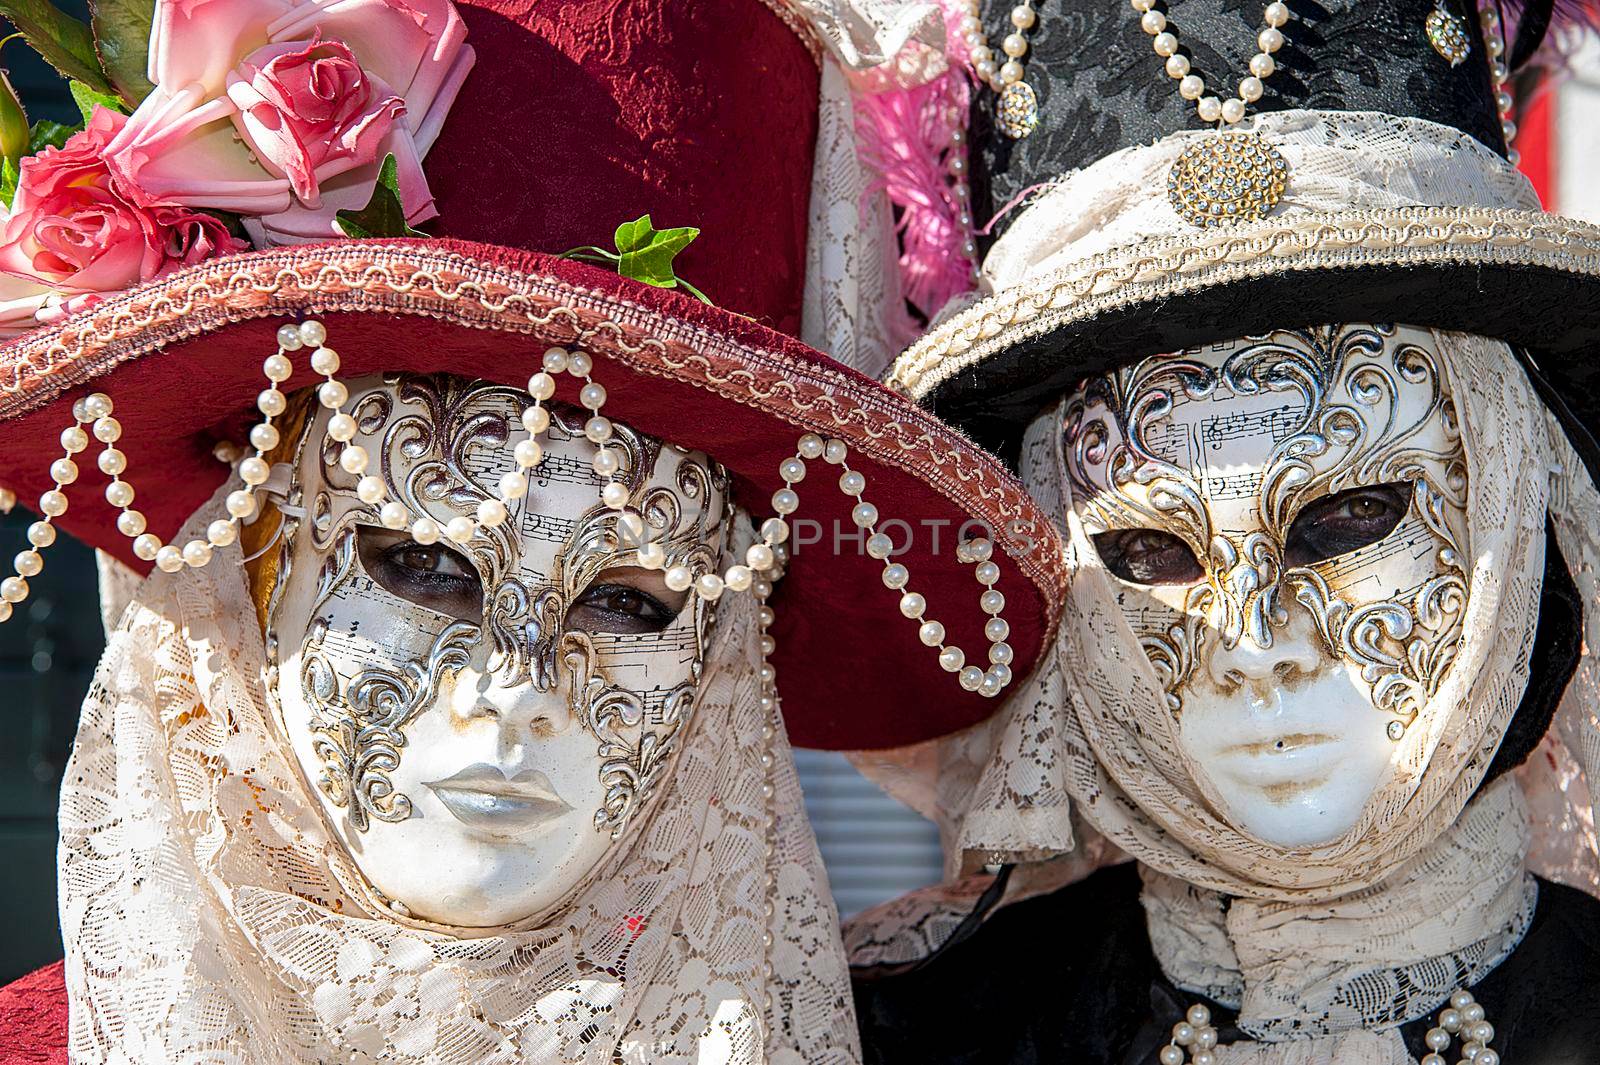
[26,117,75,153]
[334,153,427,239]
[0,0,113,92]
[68,78,125,121]
[89,0,154,106]
[612,214,700,289]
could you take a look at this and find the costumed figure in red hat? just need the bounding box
[0,1,1068,1061]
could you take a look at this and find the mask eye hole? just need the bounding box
[1283,482,1413,569]
[1092,528,1204,586]
[566,567,688,635]
[358,527,483,621]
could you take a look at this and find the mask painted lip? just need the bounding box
[1215,735,1344,786]
[424,764,573,837]
[1223,732,1335,757]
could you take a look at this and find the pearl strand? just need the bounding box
[959,0,1037,92]
[1157,1004,1220,1065]
[1479,4,1519,166]
[755,579,780,1029]
[1135,0,1291,125]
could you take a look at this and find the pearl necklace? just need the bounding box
[1158,988,1501,1065]
[1478,2,1519,166]
[955,0,1042,140]
[1135,0,1290,127]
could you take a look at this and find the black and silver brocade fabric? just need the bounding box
[970,0,1506,244]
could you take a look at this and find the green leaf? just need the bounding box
[26,117,75,153]
[68,78,124,121]
[0,155,17,207]
[0,0,113,91]
[89,0,153,106]
[334,153,427,239]
[611,215,700,289]
[612,215,654,255]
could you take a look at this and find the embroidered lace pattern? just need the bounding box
[60,489,862,1064]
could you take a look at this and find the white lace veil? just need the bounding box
[846,332,1600,1043]
[61,484,861,1064]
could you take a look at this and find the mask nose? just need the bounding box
[448,664,575,756]
[1205,607,1323,695]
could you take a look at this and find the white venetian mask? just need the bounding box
[1063,324,1470,848]
[266,374,730,926]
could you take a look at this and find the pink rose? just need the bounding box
[227,36,405,208]
[105,0,473,244]
[0,108,249,334]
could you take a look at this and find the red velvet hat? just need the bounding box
[0,0,1064,750]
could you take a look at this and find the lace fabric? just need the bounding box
[846,332,1600,1056]
[62,487,861,1065]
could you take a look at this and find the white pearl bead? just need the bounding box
[695,573,725,600]
[327,413,358,442]
[250,423,280,451]
[1440,1008,1462,1032]
[1502,119,1517,141]
[1010,4,1035,29]
[50,458,79,484]
[1249,52,1275,77]
[975,561,1001,585]
[29,521,58,547]
[541,346,569,374]
[979,673,1003,698]
[747,543,775,570]
[1159,1047,1185,1065]
[443,516,474,543]
[182,540,212,568]
[71,397,89,422]
[1258,27,1283,53]
[1463,1003,1485,1023]
[1239,75,1264,101]
[760,517,790,544]
[98,449,127,477]
[988,663,1013,688]
[3,576,35,601]
[636,541,665,569]
[999,59,1024,83]
[39,490,68,517]
[958,665,983,691]
[240,456,271,485]
[1192,1051,1216,1065]
[851,502,879,528]
[1153,31,1177,56]
[1221,98,1245,123]
[514,439,543,468]
[132,533,161,561]
[797,434,825,460]
[664,565,693,592]
[380,501,409,529]
[1186,1007,1211,1030]
[990,641,1014,665]
[567,351,593,376]
[207,520,238,547]
[356,475,385,503]
[14,550,42,577]
[980,589,1005,613]
[1426,1028,1451,1051]
[498,470,527,500]
[592,448,621,476]
[297,320,327,348]
[1173,1022,1196,1045]
[839,470,866,496]
[317,381,348,410]
[1140,9,1165,33]
[1475,1051,1500,1065]
[823,440,848,464]
[1166,53,1191,78]
[584,416,613,444]
[155,546,184,573]
[277,324,305,350]
[601,481,629,509]
[1002,31,1027,57]
[725,565,754,592]
[579,382,606,410]
[1420,1054,1446,1065]
[310,346,340,375]
[527,372,556,401]
[84,394,113,420]
[1130,0,1153,10]
[258,389,287,418]
[777,457,805,483]
[882,563,909,589]
[975,58,997,82]
[60,427,88,453]
[1470,1021,1493,1043]
[1450,991,1474,1010]
[1264,1,1288,26]
[520,405,550,436]
[105,480,135,508]
[1197,96,1222,122]
[939,646,965,672]
[93,416,121,443]
[898,591,926,619]
[226,490,256,519]
[263,354,293,382]
[866,533,894,559]
[919,621,945,647]
[338,446,369,475]
[772,489,799,515]
[1179,74,1205,100]
[476,498,508,527]
[0,601,12,621]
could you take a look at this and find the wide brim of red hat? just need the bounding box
[0,238,1064,750]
